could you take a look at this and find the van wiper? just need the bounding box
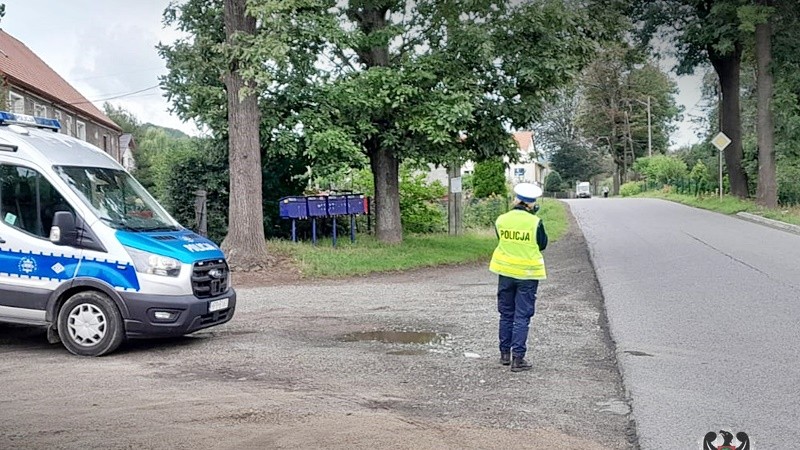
[99,217,136,231]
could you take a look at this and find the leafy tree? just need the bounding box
[739,1,778,206]
[472,159,507,199]
[549,140,605,186]
[536,88,606,187]
[103,102,143,136]
[577,45,681,194]
[218,0,269,269]
[632,0,751,198]
[162,0,623,244]
[544,171,564,193]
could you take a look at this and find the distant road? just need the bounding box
[568,198,800,449]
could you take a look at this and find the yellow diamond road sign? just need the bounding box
[711,132,731,151]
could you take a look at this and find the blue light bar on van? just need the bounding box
[0,111,61,131]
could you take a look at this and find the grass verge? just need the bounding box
[638,191,800,226]
[268,198,569,278]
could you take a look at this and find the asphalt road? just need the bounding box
[568,197,800,449]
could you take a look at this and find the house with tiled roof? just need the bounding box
[426,131,550,189]
[0,30,123,160]
[507,131,549,187]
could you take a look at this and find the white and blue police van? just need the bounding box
[0,111,235,356]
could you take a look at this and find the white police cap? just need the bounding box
[514,183,543,203]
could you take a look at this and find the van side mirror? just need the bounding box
[50,211,77,246]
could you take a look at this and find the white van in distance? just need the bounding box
[0,112,236,356]
[576,181,591,199]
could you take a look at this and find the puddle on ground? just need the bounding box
[342,331,449,345]
[596,399,631,415]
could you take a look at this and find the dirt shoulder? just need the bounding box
[0,209,635,450]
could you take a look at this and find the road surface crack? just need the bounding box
[684,232,800,294]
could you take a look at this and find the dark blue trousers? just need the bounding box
[497,275,539,358]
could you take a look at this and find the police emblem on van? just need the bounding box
[208,268,225,279]
[18,256,37,274]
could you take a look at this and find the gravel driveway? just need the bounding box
[0,210,635,449]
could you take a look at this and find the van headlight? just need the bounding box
[124,247,182,277]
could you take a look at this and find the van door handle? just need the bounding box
[0,237,5,244]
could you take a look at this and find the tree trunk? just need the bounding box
[353,4,402,243]
[755,1,777,208]
[709,46,749,198]
[220,0,269,270]
[369,145,402,244]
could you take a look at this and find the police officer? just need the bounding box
[489,183,547,372]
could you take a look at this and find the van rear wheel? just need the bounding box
[57,291,124,357]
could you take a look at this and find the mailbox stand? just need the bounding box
[279,193,367,246]
[279,196,309,243]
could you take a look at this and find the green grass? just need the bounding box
[538,197,569,242]
[639,191,800,226]
[268,198,570,278]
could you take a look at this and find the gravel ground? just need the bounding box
[0,210,636,449]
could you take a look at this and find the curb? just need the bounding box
[736,212,800,235]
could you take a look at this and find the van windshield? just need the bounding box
[54,166,180,232]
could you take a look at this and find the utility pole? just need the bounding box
[633,96,653,157]
[646,96,652,157]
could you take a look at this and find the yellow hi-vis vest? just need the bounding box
[489,209,547,280]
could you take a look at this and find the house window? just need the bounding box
[34,103,47,117]
[103,135,108,152]
[8,92,24,114]
[76,121,86,141]
[64,116,74,136]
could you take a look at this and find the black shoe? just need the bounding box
[510,356,532,372]
[500,352,511,366]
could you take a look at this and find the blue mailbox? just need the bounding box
[306,196,328,217]
[279,196,308,219]
[346,194,366,215]
[327,195,349,216]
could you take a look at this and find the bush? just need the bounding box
[620,181,643,197]
[633,155,688,185]
[399,171,447,233]
[159,139,229,243]
[464,194,508,229]
[473,158,508,198]
[544,171,563,193]
[778,163,800,206]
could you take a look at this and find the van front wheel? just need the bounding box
[57,291,124,357]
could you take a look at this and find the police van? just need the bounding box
[0,112,236,356]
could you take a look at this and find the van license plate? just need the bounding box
[209,298,229,313]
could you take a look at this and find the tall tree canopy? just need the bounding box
[576,45,681,193]
[160,0,623,244]
[632,0,752,197]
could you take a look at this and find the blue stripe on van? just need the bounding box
[0,248,139,291]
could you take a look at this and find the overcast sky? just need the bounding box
[2,0,705,148]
